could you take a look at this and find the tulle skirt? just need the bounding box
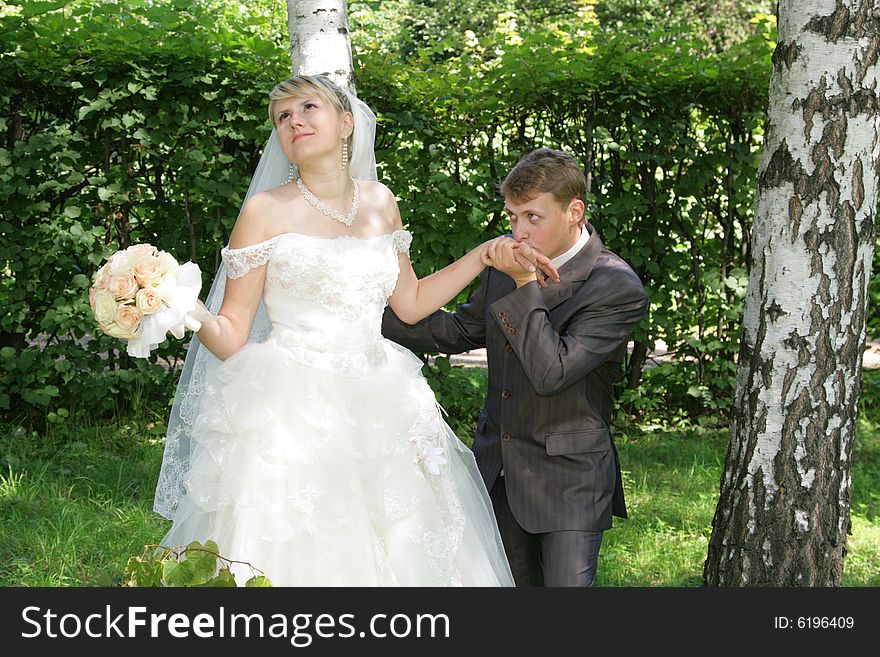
[159,337,513,586]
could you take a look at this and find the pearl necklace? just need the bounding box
[297,177,360,227]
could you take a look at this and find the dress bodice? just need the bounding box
[221,230,412,375]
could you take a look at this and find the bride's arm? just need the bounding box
[188,196,270,360]
[385,190,556,325]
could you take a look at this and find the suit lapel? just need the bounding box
[540,223,603,310]
[540,268,573,310]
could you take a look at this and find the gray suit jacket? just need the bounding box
[382,224,649,532]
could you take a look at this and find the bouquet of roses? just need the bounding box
[89,243,203,358]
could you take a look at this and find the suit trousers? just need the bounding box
[490,475,603,587]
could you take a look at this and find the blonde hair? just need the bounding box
[268,75,354,155]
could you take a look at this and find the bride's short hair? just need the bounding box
[268,75,353,126]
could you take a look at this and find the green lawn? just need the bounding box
[1,372,878,587]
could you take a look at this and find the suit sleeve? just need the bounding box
[381,269,489,355]
[490,263,648,396]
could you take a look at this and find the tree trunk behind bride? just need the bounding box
[286,0,355,89]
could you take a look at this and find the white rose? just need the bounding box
[109,250,138,276]
[93,289,118,326]
[157,250,180,276]
[153,273,177,303]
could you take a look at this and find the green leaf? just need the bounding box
[64,206,81,219]
[687,385,705,398]
[183,541,219,585]
[125,556,163,587]
[162,558,196,587]
[202,568,237,587]
[245,575,272,587]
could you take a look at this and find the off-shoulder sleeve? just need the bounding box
[392,230,413,258]
[221,236,279,279]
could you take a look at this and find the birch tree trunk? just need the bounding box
[285,0,355,90]
[704,0,880,586]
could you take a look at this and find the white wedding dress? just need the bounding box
[159,229,514,586]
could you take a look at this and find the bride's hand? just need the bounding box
[186,299,213,331]
[481,237,560,288]
[511,241,560,287]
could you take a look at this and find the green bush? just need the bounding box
[423,357,488,442]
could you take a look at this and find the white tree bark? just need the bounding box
[286,0,355,90]
[705,0,880,586]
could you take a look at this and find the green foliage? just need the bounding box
[423,358,488,442]
[350,1,775,419]
[595,0,775,53]
[124,540,272,587]
[0,0,288,419]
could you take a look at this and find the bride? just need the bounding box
[152,75,552,586]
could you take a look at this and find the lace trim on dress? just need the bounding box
[392,230,412,258]
[221,236,280,279]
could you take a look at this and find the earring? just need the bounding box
[286,163,295,184]
[342,140,349,170]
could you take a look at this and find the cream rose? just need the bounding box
[133,255,162,285]
[109,273,138,300]
[94,263,112,290]
[103,322,137,339]
[93,289,118,326]
[157,250,180,276]
[135,287,163,315]
[128,243,158,258]
[115,304,143,334]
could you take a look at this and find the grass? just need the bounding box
[0,412,171,586]
[0,371,878,587]
[596,428,726,586]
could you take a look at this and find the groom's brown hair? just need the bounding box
[500,148,587,219]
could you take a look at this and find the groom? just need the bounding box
[382,148,648,586]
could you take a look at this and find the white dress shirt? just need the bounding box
[551,225,590,269]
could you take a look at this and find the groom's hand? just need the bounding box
[481,237,559,288]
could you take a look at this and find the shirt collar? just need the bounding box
[551,225,590,269]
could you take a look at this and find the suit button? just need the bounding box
[502,433,512,442]
[501,390,510,399]
[505,343,513,353]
